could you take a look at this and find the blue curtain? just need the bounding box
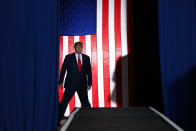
[158,0,196,130]
[0,0,59,130]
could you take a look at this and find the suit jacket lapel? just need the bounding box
[81,54,85,71]
[72,53,79,72]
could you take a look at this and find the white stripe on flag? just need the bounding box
[97,0,105,107]
[109,0,116,107]
[74,36,80,43]
[121,0,129,107]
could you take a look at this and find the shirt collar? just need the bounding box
[75,52,82,57]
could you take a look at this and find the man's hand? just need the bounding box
[87,85,91,90]
[59,83,63,89]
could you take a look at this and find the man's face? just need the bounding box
[75,44,83,54]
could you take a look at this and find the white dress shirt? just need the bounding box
[75,52,83,65]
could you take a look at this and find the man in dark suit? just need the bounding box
[58,42,92,125]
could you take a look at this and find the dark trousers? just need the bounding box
[58,85,91,123]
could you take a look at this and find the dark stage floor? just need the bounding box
[60,107,183,131]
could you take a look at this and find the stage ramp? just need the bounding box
[60,107,183,131]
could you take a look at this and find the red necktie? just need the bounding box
[78,55,82,72]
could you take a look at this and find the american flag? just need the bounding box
[59,0,133,116]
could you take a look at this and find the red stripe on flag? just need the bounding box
[80,36,86,53]
[59,36,64,103]
[68,36,74,53]
[68,36,75,113]
[115,0,122,107]
[127,0,134,106]
[102,0,111,107]
[91,34,99,107]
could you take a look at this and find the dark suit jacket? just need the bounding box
[59,53,92,89]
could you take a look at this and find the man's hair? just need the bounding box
[74,42,83,49]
